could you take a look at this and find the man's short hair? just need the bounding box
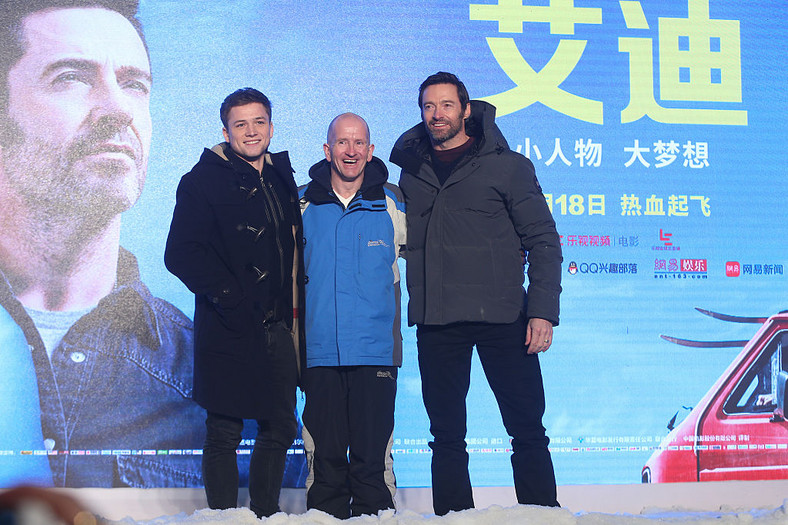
[418,71,470,109]
[0,1,146,140]
[220,88,273,128]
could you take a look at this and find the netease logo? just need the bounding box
[731,263,784,276]
[680,259,707,272]
[726,261,740,277]
[654,258,708,280]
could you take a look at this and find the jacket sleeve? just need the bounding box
[503,155,562,325]
[384,183,407,261]
[164,174,244,308]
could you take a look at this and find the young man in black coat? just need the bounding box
[164,88,305,518]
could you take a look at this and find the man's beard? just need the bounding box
[1,116,146,224]
[426,116,464,146]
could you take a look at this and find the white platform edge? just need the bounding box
[15,480,788,521]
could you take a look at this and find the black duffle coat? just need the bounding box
[165,143,305,420]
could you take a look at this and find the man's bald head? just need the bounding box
[327,112,370,145]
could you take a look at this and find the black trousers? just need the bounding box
[417,315,559,515]
[202,323,298,518]
[302,365,397,519]
[202,412,296,517]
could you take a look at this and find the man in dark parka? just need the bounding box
[390,72,562,515]
[164,88,305,518]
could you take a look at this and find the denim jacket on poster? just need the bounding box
[0,249,205,487]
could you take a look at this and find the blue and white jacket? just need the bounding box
[299,156,406,368]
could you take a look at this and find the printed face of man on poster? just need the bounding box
[0,5,150,308]
[0,2,205,488]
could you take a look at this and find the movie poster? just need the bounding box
[1,0,785,488]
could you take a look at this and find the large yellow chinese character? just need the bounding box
[621,194,642,216]
[690,195,711,216]
[588,194,605,215]
[667,195,689,216]
[660,1,741,103]
[644,195,665,216]
[618,0,747,125]
[470,0,600,34]
[470,0,603,123]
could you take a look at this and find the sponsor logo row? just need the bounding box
[560,229,783,278]
[566,259,784,278]
[561,229,677,250]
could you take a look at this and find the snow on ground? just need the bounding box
[104,501,788,525]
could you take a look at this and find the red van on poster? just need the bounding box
[642,309,788,483]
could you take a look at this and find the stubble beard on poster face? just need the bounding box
[1,117,146,230]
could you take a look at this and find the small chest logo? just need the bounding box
[368,240,389,247]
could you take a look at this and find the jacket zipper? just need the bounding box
[259,173,286,289]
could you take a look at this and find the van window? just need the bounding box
[723,331,787,414]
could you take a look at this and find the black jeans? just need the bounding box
[417,315,559,515]
[202,411,296,517]
[201,321,298,517]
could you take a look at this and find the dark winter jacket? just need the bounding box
[390,100,562,326]
[299,157,406,368]
[164,143,305,420]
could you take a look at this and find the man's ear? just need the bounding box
[463,103,471,120]
[222,127,229,143]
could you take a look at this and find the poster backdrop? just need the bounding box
[1,0,786,487]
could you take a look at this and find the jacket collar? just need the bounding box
[206,142,298,198]
[389,100,510,174]
[0,248,165,352]
[304,155,389,205]
[210,142,275,168]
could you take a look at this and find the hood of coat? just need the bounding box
[305,155,389,203]
[198,142,297,195]
[389,99,509,171]
[206,141,276,169]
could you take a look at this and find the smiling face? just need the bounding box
[420,82,471,151]
[323,113,374,186]
[222,102,273,172]
[1,7,152,220]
